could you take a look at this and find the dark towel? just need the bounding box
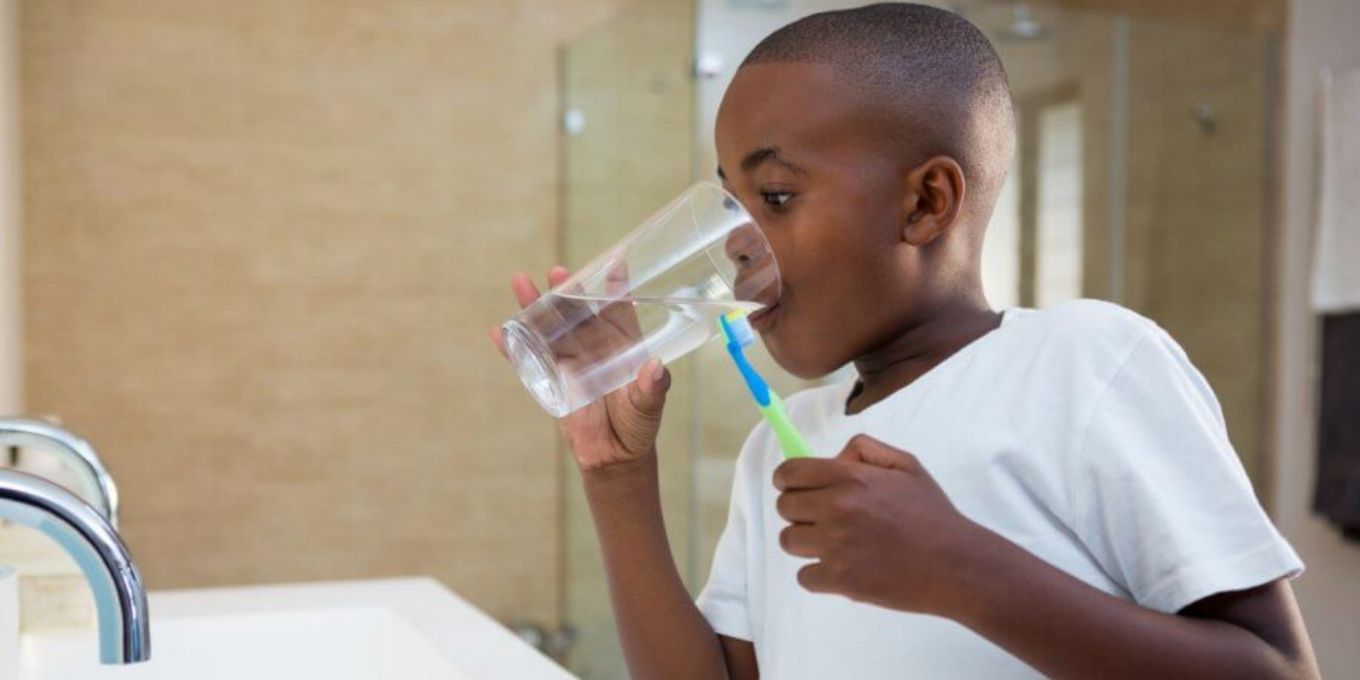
[1314,311,1360,540]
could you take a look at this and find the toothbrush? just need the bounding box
[718,311,816,459]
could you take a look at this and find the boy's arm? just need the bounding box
[583,452,752,680]
[773,435,1319,680]
[956,527,1318,679]
[720,636,759,679]
[496,269,749,679]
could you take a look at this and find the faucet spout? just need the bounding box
[0,470,150,664]
[0,418,120,526]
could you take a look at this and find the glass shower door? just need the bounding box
[558,2,698,678]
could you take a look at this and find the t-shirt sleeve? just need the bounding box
[1069,326,1303,614]
[695,436,759,641]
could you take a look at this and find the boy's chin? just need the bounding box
[765,342,839,381]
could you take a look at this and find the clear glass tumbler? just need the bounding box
[503,182,780,417]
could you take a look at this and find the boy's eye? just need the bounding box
[761,192,793,207]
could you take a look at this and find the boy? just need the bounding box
[494,4,1317,678]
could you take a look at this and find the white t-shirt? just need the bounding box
[696,300,1302,679]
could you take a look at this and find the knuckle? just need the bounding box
[825,526,848,552]
[847,465,874,486]
[828,493,859,519]
[835,460,862,484]
[899,450,922,469]
[771,464,791,490]
[825,495,846,518]
[824,559,850,582]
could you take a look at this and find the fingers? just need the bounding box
[599,260,643,338]
[838,434,917,472]
[548,266,571,288]
[775,488,827,524]
[487,326,507,359]
[773,457,850,492]
[778,523,822,558]
[509,266,571,308]
[603,358,670,456]
[604,259,630,297]
[510,273,542,309]
[796,563,836,594]
[775,437,919,491]
[596,298,644,342]
[503,268,567,356]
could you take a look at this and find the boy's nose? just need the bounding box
[724,225,780,306]
[724,224,766,269]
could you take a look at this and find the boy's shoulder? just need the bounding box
[763,300,1169,437]
[1009,298,1162,357]
[1018,297,1156,331]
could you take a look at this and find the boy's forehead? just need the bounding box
[716,62,902,173]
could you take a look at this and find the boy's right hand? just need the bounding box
[489,266,671,472]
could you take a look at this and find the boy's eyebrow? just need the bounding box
[716,147,805,181]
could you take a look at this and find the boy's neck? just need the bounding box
[848,295,1001,415]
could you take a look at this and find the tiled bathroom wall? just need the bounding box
[6,0,1290,672]
[1,0,19,414]
[12,0,628,627]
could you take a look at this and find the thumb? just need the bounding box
[625,358,671,416]
[839,434,915,472]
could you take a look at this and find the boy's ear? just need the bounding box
[902,156,965,246]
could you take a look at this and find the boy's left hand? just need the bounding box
[772,434,987,617]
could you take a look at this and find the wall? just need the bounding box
[1274,0,1360,675]
[1115,18,1273,486]
[14,0,627,627]
[0,0,19,415]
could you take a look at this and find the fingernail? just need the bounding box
[651,360,666,383]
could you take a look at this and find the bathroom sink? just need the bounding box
[17,578,573,679]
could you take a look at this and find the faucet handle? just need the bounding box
[0,418,119,527]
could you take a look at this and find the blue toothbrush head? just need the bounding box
[718,310,770,406]
[719,311,756,348]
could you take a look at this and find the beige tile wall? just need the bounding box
[15,0,630,626]
[1,0,20,413]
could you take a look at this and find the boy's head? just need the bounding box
[717,3,1015,378]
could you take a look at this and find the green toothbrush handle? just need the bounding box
[758,392,816,459]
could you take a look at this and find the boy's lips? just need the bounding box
[748,300,780,331]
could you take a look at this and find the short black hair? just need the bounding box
[742,3,1016,217]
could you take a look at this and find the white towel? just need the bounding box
[1312,67,1360,313]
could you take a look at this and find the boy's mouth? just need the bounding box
[748,299,780,331]
[732,268,781,313]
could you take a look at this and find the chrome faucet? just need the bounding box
[0,470,150,663]
[0,418,119,526]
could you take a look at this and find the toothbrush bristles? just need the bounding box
[723,310,757,348]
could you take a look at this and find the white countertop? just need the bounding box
[18,577,576,679]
